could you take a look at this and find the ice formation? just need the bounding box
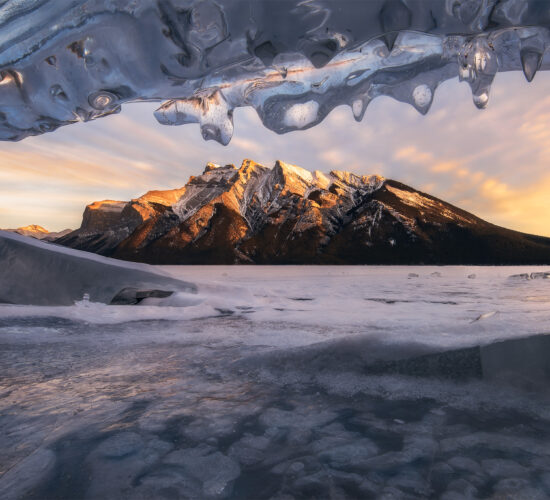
[0,231,196,305]
[0,0,549,144]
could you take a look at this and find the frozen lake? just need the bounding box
[1,266,550,499]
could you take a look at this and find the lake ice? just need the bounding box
[1,265,550,499]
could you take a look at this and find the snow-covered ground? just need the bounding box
[1,266,550,499]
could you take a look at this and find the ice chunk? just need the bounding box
[530,272,550,279]
[471,311,498,322]
[0,231,195,305]
[509,272,531,280]
[163,446,240,499]
[95,432,144,458]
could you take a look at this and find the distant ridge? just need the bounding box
[2,225,72,241]
[54,159,550,265]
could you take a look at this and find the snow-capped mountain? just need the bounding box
[56,160,550,264]
[2,225,72,241]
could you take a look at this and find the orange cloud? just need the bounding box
[393,146,433,164]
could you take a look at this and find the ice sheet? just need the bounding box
[3,264,549,350]
[1,265,550,499]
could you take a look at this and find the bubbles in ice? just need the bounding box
[88,91,117,111]
[283,101,320,130]
[412,84,433,114]
[0,0,548,144]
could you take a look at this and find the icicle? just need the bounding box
[458,37,498,110]
[520,49,542,82]
[88,91,117,110]
[518,31,545,82]
[351,99,365,122]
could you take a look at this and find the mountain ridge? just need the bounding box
[54,159,550,265]
[2,225,72,241]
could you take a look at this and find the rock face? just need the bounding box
[56,189,185,255]
[56,159,550,265]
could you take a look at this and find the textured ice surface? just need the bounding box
[1,266,550,498]
[0,231,196,305]
[0,0,549,143]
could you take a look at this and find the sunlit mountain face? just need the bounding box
[0,0,549,144]
[53,160,550,265]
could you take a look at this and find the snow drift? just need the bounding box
[0,231,196,305]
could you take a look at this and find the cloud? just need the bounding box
[393,146,433,164]
[319,149,345,167]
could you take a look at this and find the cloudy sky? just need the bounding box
[1,70,550,236]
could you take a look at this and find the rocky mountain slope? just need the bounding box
[3,225,72,241]
[55,160,550,265]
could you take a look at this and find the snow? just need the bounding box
[278,160,315,185]
[386,184,473,223]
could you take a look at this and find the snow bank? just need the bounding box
[0,231,196,305]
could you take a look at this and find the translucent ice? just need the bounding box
[0,0,549,144]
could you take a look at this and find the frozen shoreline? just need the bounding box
[3,264,550,350]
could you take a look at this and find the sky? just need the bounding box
[1,71,550,235]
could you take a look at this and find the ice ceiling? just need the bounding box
[0,0,549,145]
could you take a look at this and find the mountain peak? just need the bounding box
[55,160,550,265]
[2,225,72,241]
[136,188,186,206]
[203,162,237,174]
[275,160,315,183]
[87,200,127,212]
[203,162,221,173]
[18,224,48,234]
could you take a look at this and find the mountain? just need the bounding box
[55,160,550,265]
[3,225,72,241]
